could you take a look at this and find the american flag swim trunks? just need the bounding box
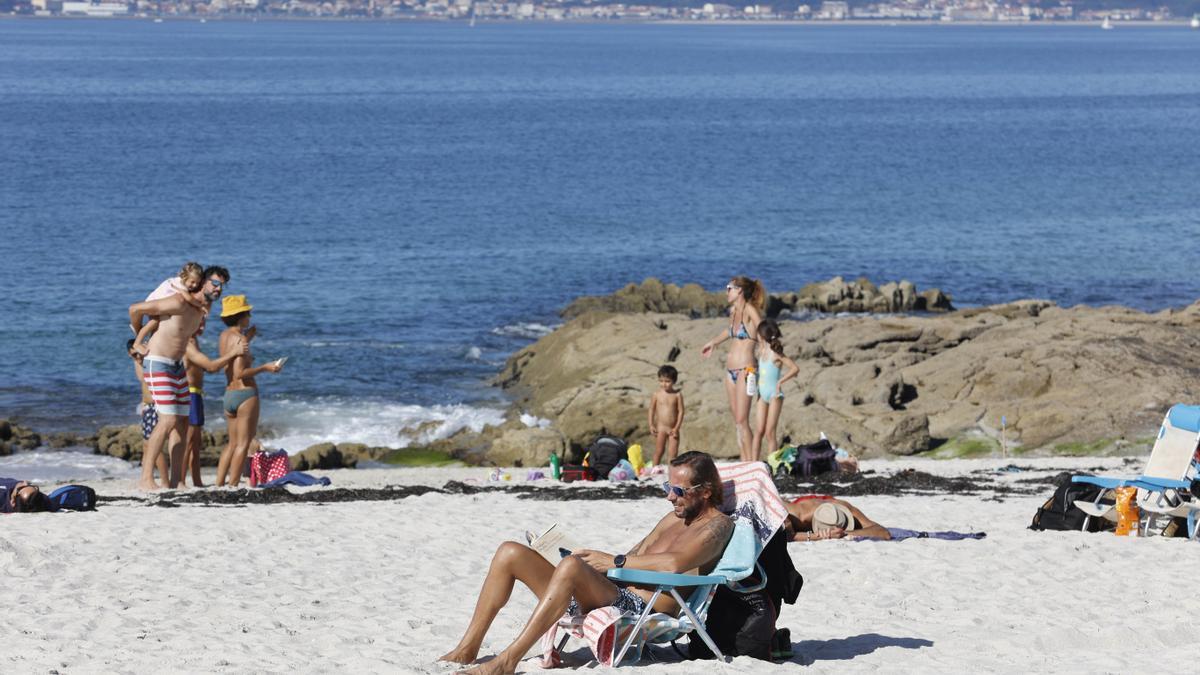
[143,355,190,417]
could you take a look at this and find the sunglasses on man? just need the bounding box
[661,482,702,498]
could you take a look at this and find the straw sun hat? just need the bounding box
[812,501,857,534]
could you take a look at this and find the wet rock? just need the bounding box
[290,443,351,470]
[96,424,144,461]
[486,427,566,467]
[0,419,42,454]
[562,277,954,321]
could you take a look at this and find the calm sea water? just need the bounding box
[2,20,1199,457]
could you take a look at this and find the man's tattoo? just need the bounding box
[699,515,734,550]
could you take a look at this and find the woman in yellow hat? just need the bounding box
[215,294,284,487]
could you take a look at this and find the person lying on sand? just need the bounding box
[439,451,734,675]
[785,495,892,541]
[1,478,52,514]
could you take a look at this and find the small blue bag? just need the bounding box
[47,485,97,512]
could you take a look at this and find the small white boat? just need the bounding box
[153,17,163,22]
[1101,16,1113,30]
[1191,14,1199,29]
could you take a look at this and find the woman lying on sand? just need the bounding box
[785,495,892,541]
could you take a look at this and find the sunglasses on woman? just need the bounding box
[661,482,702,498]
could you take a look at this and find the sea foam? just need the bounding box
[490,322,557,339]
[264,398,506,454]
[0,448,139,484]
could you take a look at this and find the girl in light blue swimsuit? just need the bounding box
[751,319,800,461]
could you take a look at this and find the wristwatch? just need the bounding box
[613,554,627,569]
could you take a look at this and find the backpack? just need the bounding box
[688,530,802,661]
[584,435,628,480]
[1030,475,1114,532]
[47,485,97,511]
[790,439,838,478]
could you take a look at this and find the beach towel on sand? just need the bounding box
[257,471,331,489]
[871,528,986,541]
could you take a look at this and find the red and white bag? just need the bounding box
[249,449,290,487]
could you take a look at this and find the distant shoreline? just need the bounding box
[2,15,1196,27]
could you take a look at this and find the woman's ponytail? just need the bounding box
[731,276,767,312]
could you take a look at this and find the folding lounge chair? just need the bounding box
[1071,404,1200,534]
[542,461,788,667]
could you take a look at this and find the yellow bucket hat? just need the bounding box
[221,294,253,318]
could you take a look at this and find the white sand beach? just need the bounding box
[3,456,1193,673]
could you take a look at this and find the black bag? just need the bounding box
[584,435,627,479]
[688,530,802,661]
[688,586,775,661]
[560,465,597,483]
[1030,475,1114,532]
[790,439,838,478]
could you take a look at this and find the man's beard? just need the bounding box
[204,290,218,303]
[674,500,704,521]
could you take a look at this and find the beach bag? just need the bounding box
[1030,476,1113,532]
[47,485,97,511]
[689,586,775,661]
[560,465,597,483]
[249,449,291,488]
[585,435,628,479]
[689,527,801,660]
[790,439,838,478]
[608,459,635,482]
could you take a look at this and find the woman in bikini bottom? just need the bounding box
[223,388,258,415]
[700,276,767,461]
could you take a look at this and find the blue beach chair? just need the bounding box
[1071,404,1200,535]
[604,517,765,664]
[542,462,788,666]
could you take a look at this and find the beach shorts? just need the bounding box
[188,388,205,427]
[140,403,158,440]
[567,587,647,617]
[143,356,189,417]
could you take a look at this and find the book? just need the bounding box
[525,523,580,566]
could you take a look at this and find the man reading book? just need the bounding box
[439,451,734,675]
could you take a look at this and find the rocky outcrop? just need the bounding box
[0,420,42,456]
[561,276,953,320]
[94,424,228,465]
[783,277,953,315]
[485,426,567,467]
[499,299,1200,458]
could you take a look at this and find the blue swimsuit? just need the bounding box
[758,353,783,401]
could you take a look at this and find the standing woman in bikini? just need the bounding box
[701,276,767,461]
[215,294,284,487]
